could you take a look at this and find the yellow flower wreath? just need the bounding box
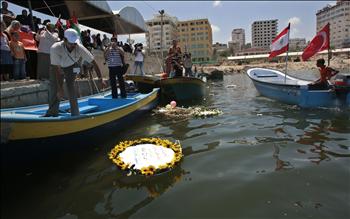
[109,138,183,176]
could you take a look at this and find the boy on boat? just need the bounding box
[310,58,339,90]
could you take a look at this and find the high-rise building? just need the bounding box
[177,18,213,62]
[251,19,278,49]
[231,28,245,51]
[145,13,178,55]
[289,38,307,51]
[316,0,350,48]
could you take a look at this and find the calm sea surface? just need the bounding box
[2,71,350,219]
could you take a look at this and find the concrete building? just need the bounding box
[145,13,178,55]
[177,18,213,62]
[251,19,278,49]
[289,38,307,51]
[231,28,245,51]
[316,0,350,48]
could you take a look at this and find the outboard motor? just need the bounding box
[333,73,350,106]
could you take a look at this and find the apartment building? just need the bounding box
[145,13,178,55]
[231,28,245,51]
[289,38,307,51]
[316,0,350,48]
[177,18,213,62]
[251,19,278,49]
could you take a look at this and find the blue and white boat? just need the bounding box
[1,88,160,143]
[247,68,350,108]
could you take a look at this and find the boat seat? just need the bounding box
[255,74,278,78]
[79,105,99,114]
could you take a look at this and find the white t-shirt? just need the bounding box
[0,33,10,51]
[50,41,94,68]
[135,51,144,62]
[36,30,60,54]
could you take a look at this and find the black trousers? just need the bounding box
[109,66,126,98]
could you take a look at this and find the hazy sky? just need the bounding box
[8,1,336,45]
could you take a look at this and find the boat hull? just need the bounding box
[1,89,159,143]
[159,77,207,104]
[247,68,350,108]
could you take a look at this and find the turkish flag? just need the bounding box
[302,23,330,61]
[269,23,290,59]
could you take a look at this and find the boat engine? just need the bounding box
[333,73,350,105]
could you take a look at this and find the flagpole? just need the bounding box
[327,23,331,66]
[284,23,290,84]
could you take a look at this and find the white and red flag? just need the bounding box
[301,23,330,61]
[269,23,290,59]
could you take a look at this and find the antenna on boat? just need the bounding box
[284,23,291,84]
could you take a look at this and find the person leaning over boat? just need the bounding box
[43,28,107,117]
[309,58,339,90]
[104,36,127,99]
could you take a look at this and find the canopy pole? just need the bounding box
[27,0,34,30]
[327,23,331,66]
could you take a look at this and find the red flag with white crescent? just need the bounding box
[269,23,290,59]
[301,23,330,61]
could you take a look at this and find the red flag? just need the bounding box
[55,18,62,28]
[71,13,78,24]
[269,23,290,59]
[302,23,330,61]
[66,19,71,28]
[19,31,38,51]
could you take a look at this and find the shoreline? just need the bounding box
[202,55,350,74]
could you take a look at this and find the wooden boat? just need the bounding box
[125,75,159,93]
[126,75,207,104]
[246,68,350,108]
[0,88,160,143]
[158,76,207,104]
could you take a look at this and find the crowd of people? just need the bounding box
[0,1,144,82]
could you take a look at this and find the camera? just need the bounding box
[135,43,143,51]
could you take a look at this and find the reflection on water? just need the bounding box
[2,73,350,219]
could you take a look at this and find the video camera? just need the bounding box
[134,43,143,51]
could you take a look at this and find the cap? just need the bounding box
[64,28,79,43]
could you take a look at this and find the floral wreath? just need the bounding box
[109,138,183,176]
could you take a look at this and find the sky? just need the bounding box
[7,1,336,45]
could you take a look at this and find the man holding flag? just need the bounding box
[302,23,339,89]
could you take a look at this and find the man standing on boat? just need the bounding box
[104,35,127,99]
[310,58,339,89]
[44,28,106,117]
[166,39,182,77]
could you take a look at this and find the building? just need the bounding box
[228,41,240,55]
[289,38,307,51]
[316,0,350,48]
[177,18,213,62]
[251,19,278,49]
[213,42,228,56]
[231,28,245,51]
[145,13,178,55]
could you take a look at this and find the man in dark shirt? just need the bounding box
[16,9,30,26]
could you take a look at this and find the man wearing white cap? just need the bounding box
[44,28,107,117]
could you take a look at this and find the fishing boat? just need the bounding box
[158,76,207,104]
[126,75,207,104]
[125,75,159,93]
[0,88,160,143]
[247,68,350,108]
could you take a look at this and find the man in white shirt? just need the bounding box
[44,28,106,117]
[36,23,60,80]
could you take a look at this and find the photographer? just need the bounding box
[104,36,127,99]
[132,43,145,76]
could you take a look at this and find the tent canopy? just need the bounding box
[8,0,146,34]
